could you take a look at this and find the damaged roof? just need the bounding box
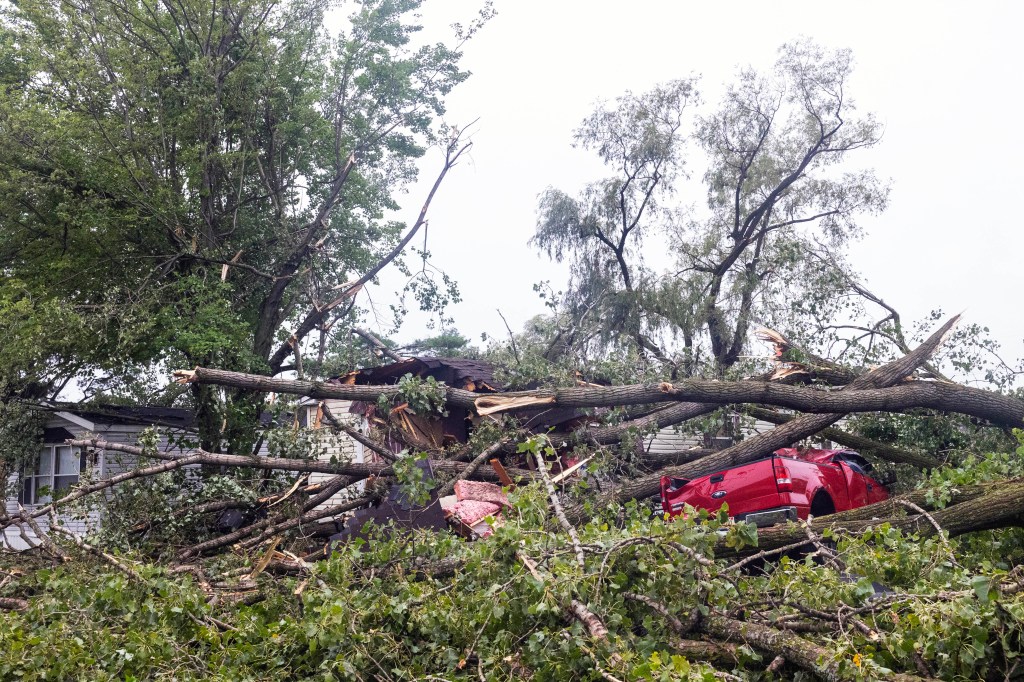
[51,403,196,429]
[333,357,503,392]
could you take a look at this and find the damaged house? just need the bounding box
[2,400,370,551]
[2,405,195,550]
[4,356,786,552]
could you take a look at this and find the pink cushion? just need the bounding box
[454,480,509,507]
[450,499,501,526]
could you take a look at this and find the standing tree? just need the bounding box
[0,0,489,450]
[532,40,891,378]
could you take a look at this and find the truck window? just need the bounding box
[835,452,872,474]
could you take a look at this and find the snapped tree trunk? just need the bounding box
[715,479,1024,559]
[562,315,962,520]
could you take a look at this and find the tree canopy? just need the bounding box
[0,0,486,447]
[533,40,893,377]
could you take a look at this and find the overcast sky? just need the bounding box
[363,1,1024,364]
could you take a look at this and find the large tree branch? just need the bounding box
[561,316,961,518]
[743,406,940,469]
[178,363,1021,442]
[699,613,931,682]
[266,136,472,373]
[66,438,533,484]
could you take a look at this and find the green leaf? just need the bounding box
[971,575,993,603]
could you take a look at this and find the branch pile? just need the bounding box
[5,314,1024,679]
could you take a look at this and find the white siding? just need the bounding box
[643,427,705,456]
[3,417,193,551]
[305,399,367,518]
[3,404,383,550]
[3,416,96,550]
[643,416,806,457]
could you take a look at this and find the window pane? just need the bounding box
[37,448,53,476]
[34,479,51,505]
[54,475,77,494]
[56,447,77,475]
[22,477,34,505]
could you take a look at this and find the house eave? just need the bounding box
[54,411,106,432]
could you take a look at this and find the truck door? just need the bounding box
[702,459,783,517]
[834,452,880,508]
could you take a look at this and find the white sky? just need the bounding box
[365,1,1024,363]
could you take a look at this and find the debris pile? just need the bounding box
[440,480,510,537]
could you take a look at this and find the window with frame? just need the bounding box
[21,445,82,505]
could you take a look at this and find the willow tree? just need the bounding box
[532,40,891,378]
[0,0,487,449]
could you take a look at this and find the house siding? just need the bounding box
[2,403,371,550]
[3,417,193,551]
[643,416,808,458]
[643,427,705,456]
[305,399,367,519]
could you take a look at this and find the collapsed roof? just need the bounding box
[331,356,502,393]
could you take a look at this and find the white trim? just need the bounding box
[54,411,101,432]
[21,443,82,506]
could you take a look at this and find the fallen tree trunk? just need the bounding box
[700,613,934,682]
[744,406,941,469]
[826,482,995,524]
[716,479,1024,559]
[563,316,961,519]
[477,378,1024,428]
[175,315,1022,432]
[174,363,1022,429]
[0,597,29,612]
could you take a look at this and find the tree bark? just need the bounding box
[176,363,1021,432]
[478,374,1022,427]
[744,406,941,469]
[179,317,1022,432]
[700,613,934,682]
[0,597,28,612]
[716,480,1024,559]
[562,316,961,519]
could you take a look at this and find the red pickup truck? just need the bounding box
[660,448,889,527]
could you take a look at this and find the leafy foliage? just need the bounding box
[0,0,485,447]
[395,373,450,417]
[3,454,1024,681]
[531,40,903,379]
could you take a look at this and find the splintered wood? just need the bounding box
[474,394,556,416]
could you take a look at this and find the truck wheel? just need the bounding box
[810,491,835,517]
